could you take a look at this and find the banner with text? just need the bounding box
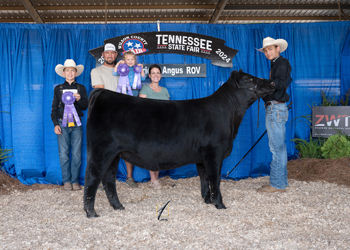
[143,64,206,78]
[89,31,238,68]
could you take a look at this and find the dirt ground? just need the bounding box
[287,157,350,186]
[1,157,350,195]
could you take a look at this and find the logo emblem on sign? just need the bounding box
[122,38,148,55]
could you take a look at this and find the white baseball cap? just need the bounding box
[104,43,116,52]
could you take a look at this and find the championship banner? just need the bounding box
[89,32,238,68]
[312,106,350,137]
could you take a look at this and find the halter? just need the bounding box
[235,80,259,97]
[235,80,261,127]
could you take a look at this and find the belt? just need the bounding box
[265,100,285,107]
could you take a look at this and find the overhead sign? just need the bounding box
[89,32,238,68]
[312,106,350,137]
[143,64,206,78]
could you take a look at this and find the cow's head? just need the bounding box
[229,70,275,98]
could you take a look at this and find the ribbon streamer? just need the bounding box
[132,65,142,90]
[61,91,81,127]
[116,63,133,96]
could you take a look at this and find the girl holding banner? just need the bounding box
[113,51,146,188]
[113,51,146,97]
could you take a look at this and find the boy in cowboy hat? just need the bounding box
[51,59,88,191]
[256,37,292,193]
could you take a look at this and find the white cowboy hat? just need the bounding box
[55,59,84,78]
[257,37,288,53]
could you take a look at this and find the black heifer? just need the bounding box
[83,70,275,218]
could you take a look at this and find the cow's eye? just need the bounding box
[245,78,253,82]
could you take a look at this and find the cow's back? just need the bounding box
[87,89,235,170]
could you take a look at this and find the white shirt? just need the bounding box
[90,65,119,91]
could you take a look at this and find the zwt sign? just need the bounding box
[312,106,350,137]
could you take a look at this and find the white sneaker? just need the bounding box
[150,180,162,189]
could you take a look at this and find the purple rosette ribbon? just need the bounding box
[132,65,142,90]
[116,63,133,96]
[61,91,81,127]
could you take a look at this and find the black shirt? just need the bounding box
[51,81,88,126]
[263,56,292,103]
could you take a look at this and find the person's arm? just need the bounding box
[113,60,125,75]
[271,60,291,91]
[139,85,148,98]
[91,68,105,89]
[164,88,170,100]
[51,86,60,127]
[93,84,105,88]
[138,64,146,79]
[137,63,146,81]
[51,86,63,135]
[75,84,88,110]
[54,125,62,135]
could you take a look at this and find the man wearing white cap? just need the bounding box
[256,37,292,193]
[91,43,120,91]
[90,43,138,188]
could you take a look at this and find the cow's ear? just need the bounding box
[239,69,243,73]
[230,70,238,80]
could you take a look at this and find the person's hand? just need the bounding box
[114,60,125,72]
[54,125,62,135]
[73,93,81,101]
[138,63,145,77]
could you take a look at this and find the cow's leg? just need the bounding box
[84,151,116,218]
[102,156,125,211]
[196,163,211,204]
[202,154,226,209]
[83,161,103,218]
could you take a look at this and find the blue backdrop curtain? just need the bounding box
[341,32,350,99]
[0,22,349,185]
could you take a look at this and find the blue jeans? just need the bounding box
[132,89,140,97]
[57,119,82,184]
[265,102,289,189]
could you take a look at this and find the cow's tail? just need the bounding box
[88,88,104,118]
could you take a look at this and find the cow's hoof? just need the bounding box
[204,198,213,204]
[215,204,226,209]
[112,204,125,210]
[84,208,99,218]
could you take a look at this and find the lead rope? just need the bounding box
[257,98,260,128]
[249,84,260,128]
[240,81,260,127]
[226,102,293,177]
